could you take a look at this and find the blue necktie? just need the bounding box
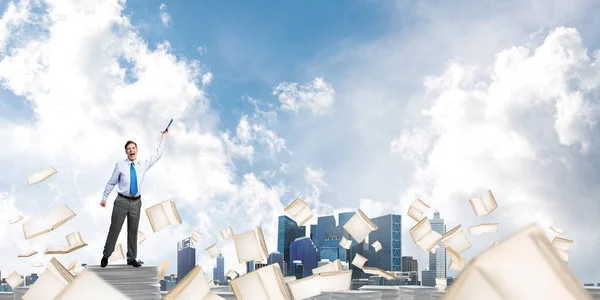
[130,162,138,196]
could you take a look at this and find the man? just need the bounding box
[99,131,169,268]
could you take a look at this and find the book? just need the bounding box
[67,260,77,272]
[22,258,74,300]
[441,225,472,253]
[362,267,395,279]
[191,230,201,242]
[351,253,368,269]
[231,263,291,300]
[435,278,447,292]
[9,214,23,224]
[205,243,222,259]
[17,251,37,257]
[164,265,224,300]
[287,270,352,300]
[145,200,182,233]
[27,166,57,186]
[469,189,498,216]
[158,260,171,279]
[22,204,76,239]
[372,240,382,252]
[342,209,378,243]
[407,199,430,222]
[54,269,129,300]
[137,230,146,244]
[109,243,125,262]
[312,259,343,275]
[232,226,268,263]
[339,236,352,250]
[552,237,573,263]
[31,261,43,267]
[44,231,88,254]
[409,217,443,252]
[226,270,239,280]
[468,223,499,236]
[444,224,592,300]
[550,224,564,234]
[447,247,466,271]
[220,226,234,239]
[284,197,313,227]
[6,271,24,290]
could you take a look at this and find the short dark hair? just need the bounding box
[125,141,137,149]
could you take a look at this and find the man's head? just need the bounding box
[125,141,138,161]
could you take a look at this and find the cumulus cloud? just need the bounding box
[392,27,600,281]
[159,3,171,27]
[273,77,335,115]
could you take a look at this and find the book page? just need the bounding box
[165,265,213,300]
[17,251,37,257]
[550,225,564,234]
[442,225,472,253]
[312,259,342,275]
[145,202,170,232]
[468,223,499,236]
[469,190,498,216]
[284,197,313,227]
[67,260,77,272]
[256,264,290,300]
[220,226,234,239]
[351,253,368,269]
[48,257,75,285]
[288,275,323,300]
[231,271,270,300]
[162,200,182,225]
[206,243,222,259]
[22,268,67,300]
[407,199,430,222]
[191,230,201,242]
[447,247,466,271]
[342,209,378,243]
[444,225,592,300]
[9,214,23,224]
[233,227,268,263]
[319,271,352,292]
[6,271,23,289]
[109,243,125,262]
[138,230,146,244]
[26,166,57,186]
[45,247,67,254]
[372,240,382,252]
[410,217,442,252]
[55,270,129,300]
[23,204,76,239]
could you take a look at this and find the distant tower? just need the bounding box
[177,237,196,283]
[430,211,447,279]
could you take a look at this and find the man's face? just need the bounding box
[126,143,138,161]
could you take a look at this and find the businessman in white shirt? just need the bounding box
[99,131,168,268]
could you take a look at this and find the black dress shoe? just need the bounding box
[127,260,142,267]
[101,256,108,268]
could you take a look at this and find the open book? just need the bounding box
[444,224,592,300]
[191,230,201,242]
[221,226,234,239]
[233,226,269,263]
[164,265,224,300]
[22,204,76,239]
[231,263,291,300]
[45,231,88,254]
[284,197,313,227]
[552,237,573,263]
[435,278,447,292]
[447,247,466,271]
[407,199,430,222]
[287,270,352,300]
[6,271,24,290]
[226,269,239,280]
[145,200,182,232]
[109,243,125,262]
[469,189,498,216]
[138,230,146,244]
[550,224,564,234]
[362,267,395,279]
[342,209,379,243]
[441,225,471,253]
[158,260,171,279]
[468,223,499,236]
[31,261,44,268]
[339,236,352,250]
[9,214,23,224]
[22,257,75,300]
[372,240,382,252]
[17,250,37,257]
[206,243,222,259]
[54,269,128,300]
[312,259,343,275]
[67,260,77,272]
[409,217,443,252]
[351,253,368,269]
[27,166,57,186]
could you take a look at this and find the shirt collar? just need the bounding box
[125,158,139,165]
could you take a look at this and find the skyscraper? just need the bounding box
[430,211,447,279]
[177,237,196,283]
[246,261,255,273]
[401,256,419,273]
[212,254,225,283]
[289,237,319,278]
[319,225,349,262]
[315,215,336,252]
[268,252,284,272]
[338,212,354,227]
[367,214,402,272]
[277,215,306,275]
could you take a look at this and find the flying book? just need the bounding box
[284,197,313,227]
[146,200,182,233]
[27,166,57,186]
[469,189,498,216]
[45,231,88,254]
[158,260,171,279]
[232,226,269,263]
[191,230,201,242]
[71,265,85,276]
[492,241,499,247]
[372,240,382,252]
[205,243,222,259]
[137,230,146,244]
[54,269,129,300]
[22,204,76,239]
[164,265,224,300]
[6,271,24,290]
[230,263,291,300]
[109,243,125,262]
[444,224,592,300]
[287,270,352,300]
[550,224,564,234]
[342,209,378,243]
[407,199,430,222]
[67,260,77,272]
[22,258,74,300]
[447,247,466,271]
[552,237,573,263]
[409,217,443,252]
[469,223,499,236]
[351,253,368,269]
[17,250,38,257]
[31,261,44,268]
[362,267,395,280]
[435,278,447,292]
[9,214,23,224]
[312,259,343,275]
[220,226,234,239]
[339,236,352,250]
[226,270,239,280]
[441,225,472,253]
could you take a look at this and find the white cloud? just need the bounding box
[159,3,171,27]
[273,77,335,115]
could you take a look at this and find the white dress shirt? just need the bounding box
[102,138,166,200]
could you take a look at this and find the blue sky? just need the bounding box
[2,0,600,289]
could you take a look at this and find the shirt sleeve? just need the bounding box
[102,163,120,201]
[143,137,166,170]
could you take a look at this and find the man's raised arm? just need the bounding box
[102,163,120,201]
[144,132,168,170]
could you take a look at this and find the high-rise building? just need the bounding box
[367,214,402,272]
[319,225,349,262]
[310,224,317,242]
[430,211,447,279]
[338,212,354,227]
[277,215,306,275]
[246,261,255,273]
[315,216,336,252]
[212,254,225,283]
[268,252,284,272]
[401,256,419,273]
[422,269,436,287]
[177,237,196,283]
[290,237,319,278]
[25,273,38,286]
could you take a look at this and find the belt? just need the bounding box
[118,193,141,200]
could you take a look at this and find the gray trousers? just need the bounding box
[103,194,141,262]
